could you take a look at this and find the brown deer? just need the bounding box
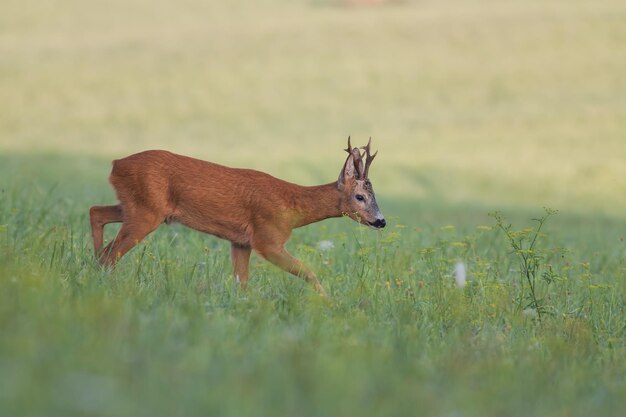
[89,137,385,296]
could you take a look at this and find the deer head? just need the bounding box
[337,137,386,229]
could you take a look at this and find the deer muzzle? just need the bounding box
[368,218,386,229]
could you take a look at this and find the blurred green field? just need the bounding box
[1,1,625,416]
[2,0,626,214]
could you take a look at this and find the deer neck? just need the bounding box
[292,182,343,228]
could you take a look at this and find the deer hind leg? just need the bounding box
[99,207,162,267]
[89,205,123,255]
[230,243,252,288]
[255,244,328,297]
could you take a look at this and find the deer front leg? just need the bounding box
[255,245,328,297]
[230,243,252,288]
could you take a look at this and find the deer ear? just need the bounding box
[338,149,363,190]
[337,154,353,191]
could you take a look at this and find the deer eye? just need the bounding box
[355,194,365,202]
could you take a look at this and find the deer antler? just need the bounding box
[344,136,364,179]
[361,137,378,179]
[344,136,353,154]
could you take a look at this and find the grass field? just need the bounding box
[1,1,625,416]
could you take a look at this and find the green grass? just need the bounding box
[1,1,625,416]
[1,154,624,417]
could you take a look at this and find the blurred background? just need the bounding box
[1,0,625,219]
[1,4,624,415]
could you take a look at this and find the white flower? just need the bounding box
[454,261,466,288]
[318,240,335,251]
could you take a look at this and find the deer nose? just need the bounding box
[373,218,386,228]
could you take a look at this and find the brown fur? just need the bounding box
[89,140,385,296]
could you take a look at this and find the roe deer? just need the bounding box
[89,137,385,296]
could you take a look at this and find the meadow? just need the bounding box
[1,1,625,416]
